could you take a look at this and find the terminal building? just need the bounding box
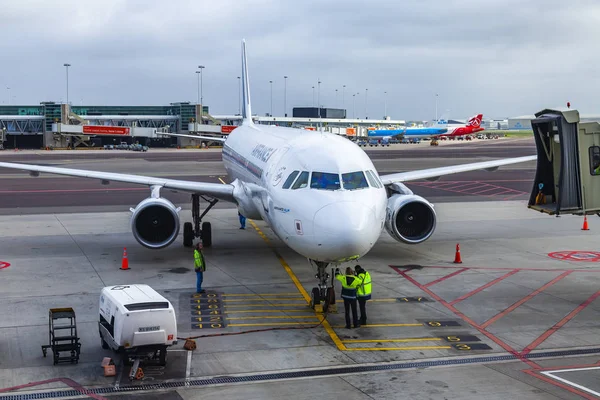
[0,103,406,149]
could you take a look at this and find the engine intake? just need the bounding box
[385,194,436,244]
[130,197,181,249]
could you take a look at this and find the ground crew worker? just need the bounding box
[194,243,206,293]
[355,265,372,325]
[238,211,246,229]
[335,267,361,329]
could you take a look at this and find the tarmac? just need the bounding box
[2,136,600,399]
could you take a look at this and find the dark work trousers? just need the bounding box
[343,298,359,328]
[357,297,367,324]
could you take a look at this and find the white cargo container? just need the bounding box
[98,284,177,365]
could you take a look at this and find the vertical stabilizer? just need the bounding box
[241,40,253,125]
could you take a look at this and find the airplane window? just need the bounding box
[365,170,379,188]
[282,170,300,189]
[310,172,341,190]
[368,170,384,188]
[291,171,309,189]
[342,171,369,190]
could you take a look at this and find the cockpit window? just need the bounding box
[282,170,300,189]
[291,171,309,189]
[365,170,382,188]
[310,172,341,190]
[342,171,369,190]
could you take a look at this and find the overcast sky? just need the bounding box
[2,0,600,120]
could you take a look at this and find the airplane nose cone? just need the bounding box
[313,202,378,261]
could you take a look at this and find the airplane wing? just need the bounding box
[0,162,236,202]
[158,132,227,142]
[379,155,537,185]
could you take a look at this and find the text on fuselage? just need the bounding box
[251,144,276,163]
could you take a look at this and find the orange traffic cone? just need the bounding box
[120,247,129,270]
[582,215,589,231]
[453,243,463,264]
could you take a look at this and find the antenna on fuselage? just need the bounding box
[241,39,253,126]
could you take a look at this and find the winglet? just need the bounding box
[241,39,253,125]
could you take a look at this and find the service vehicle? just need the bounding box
[98,284,177,366]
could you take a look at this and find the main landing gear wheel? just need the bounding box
[185,194,218,247]
[183,222,193,247]
[310,288,321,310]
[201,222,212,247]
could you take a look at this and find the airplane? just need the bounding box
[0,40,536,310]
[368,113,485,141]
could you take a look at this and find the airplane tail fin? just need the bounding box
[241,39,253,125]
[434,111,450,127]
[467,114,483,127]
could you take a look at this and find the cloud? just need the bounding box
[2,0,600,119]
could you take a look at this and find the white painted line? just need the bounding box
[541,367,600,397]
[186,350,192,383]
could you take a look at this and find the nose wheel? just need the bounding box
[309,261,336,313]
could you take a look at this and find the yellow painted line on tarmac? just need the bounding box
[225,310,315,314]
[247,219,346,351]
[222,303,310,308]
[344,346,452,351]
[369,299,398,302]
[217,176,344,350]
[226,316,319,320]
[228,322,319,327]
[194,298,306,302]
[222,293,303,297]
[332,323,423,328]
[342,338,442,343]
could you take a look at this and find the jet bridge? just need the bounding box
[528,108,600,216]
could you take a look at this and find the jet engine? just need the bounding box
[130,197,181,249]
[384,194,436,244]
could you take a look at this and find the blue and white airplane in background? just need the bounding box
[0,40,535,310]
[368,113,485,141]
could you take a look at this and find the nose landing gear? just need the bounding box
[309,260,336,313]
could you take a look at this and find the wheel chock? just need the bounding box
[327,304,338,314]
[184,339,197,351]
[314,304,324,313]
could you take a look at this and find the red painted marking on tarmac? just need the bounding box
[0,377,108,399]
[522,289,600,356]
[0,188,147,194]
[480,271,573,329]
[522,369,598,400]
[423,267,468,287]
[391,266,540,369]
[548,251,600,262]
[389,265,600,273]
[468,186,506,195]
[449,269,520,306]
[532,360,600,372]
[0,261,9,269]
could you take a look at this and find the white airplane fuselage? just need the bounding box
[222,123,388,264]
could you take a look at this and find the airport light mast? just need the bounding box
[269,80,273,117]
[283,75,288,117]
[63,64,70,105]
[384,91,387,118]
[365,88,368,119]
[198,65,205,119]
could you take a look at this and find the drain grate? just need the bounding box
[3,347,600,399]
